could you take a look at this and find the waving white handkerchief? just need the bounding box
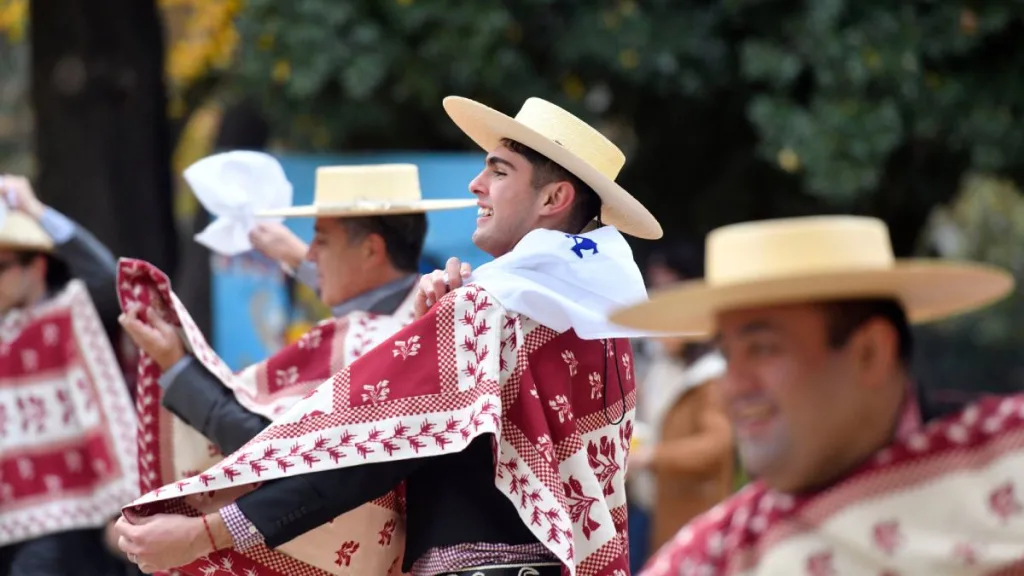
[185,151,293,256]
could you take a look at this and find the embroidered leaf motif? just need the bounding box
[392,335,421,359]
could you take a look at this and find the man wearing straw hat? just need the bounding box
[609,215,1023,575]
[0,175,137,576]
[115,162,476,575]
[114,96,662,576]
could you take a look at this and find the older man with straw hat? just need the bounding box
[609,215,1023,575]
[0,175,137,576]
[114,161,476,575]
[114,96,661,576]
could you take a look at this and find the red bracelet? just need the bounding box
[200,514,218,552]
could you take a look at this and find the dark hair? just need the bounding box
[821,298,913,365]
[646,239,705,282]
[500,138,601,233]
[12,250,70,291]
[340,213,427,273]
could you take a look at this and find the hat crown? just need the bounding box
[512,98,625,181]
[707,216,895,286]
[312,164,422,207]
[0,211,54,252]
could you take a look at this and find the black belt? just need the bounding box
[436,563,562,576]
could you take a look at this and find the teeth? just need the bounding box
[478,207,493,217]
[734,404,773,420]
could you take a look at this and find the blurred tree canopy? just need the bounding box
[221,1,1024,254]
[2,0,1022,392]
[226,0,1024,394]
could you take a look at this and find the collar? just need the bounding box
[332,274,418,318]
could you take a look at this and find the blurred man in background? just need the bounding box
[0,175,136,576]
[627,240,734,571]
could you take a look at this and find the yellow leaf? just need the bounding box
[272,60,291,83]
[777,148,800,173]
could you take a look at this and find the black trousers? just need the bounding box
[0,528,135,576]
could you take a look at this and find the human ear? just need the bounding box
[538,180,576,217]
[852,318,898,387]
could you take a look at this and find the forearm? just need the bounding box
[648,429,733,476]
[232,458,421,549]
[160,358,271,453]
[42,207,120,326]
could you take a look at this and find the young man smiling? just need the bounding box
[114,96,662,576]
[610,215,1023,575]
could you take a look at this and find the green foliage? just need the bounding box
[739,2,1024,202]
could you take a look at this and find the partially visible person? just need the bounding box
[611,216,1022,575]
[116,163,477,574]
[0,175,137,576]
[627,241,735,571]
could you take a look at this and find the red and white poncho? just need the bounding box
[125,280,636,576]
[118,259,416,576]
[0,280,137,546]
[641,393,1024,575]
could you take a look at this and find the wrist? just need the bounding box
[22,199,45,220]
[157,349,186,373]
[284,244,306,270]
[205,512,233,551]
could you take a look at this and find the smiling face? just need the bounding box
[468,145,549,257]
[305,217,397,307]
[467,141,597,258]
[716,301,906,492]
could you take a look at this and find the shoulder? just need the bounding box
[641,483,773,575]
[434,284,511,318]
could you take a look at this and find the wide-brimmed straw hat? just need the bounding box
[0,206,53,253]
[258,163,477,218]
[610,215,1015,336]
[442,96,662,239]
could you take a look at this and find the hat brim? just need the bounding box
[610,260,1015,336]
[0,212,55,253]
[257,199,478,218]
[443,96,663,240]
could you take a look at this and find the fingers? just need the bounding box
[413,277,430,319]
[145,307,177,338]
[445,257,463,290]
[461,261,472,279]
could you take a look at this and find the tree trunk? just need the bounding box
[30,0,177,274]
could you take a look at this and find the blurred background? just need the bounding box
[0,0,1022,435]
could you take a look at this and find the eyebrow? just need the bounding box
[485,155,516,171]
[713,320,779,346]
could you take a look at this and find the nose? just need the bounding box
[721,358,762,400]
[305,243,317,262]
[469,171,487,197]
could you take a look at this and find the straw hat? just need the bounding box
[0,208,54,253]
[610,216,1015,335]
[258,164,477,218]
[442,96,662,240]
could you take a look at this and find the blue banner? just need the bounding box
[210,152,486,370]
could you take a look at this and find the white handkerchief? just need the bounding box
[185,151,294,256]
[469,226,670,339]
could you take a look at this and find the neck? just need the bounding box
[788,372,911,495]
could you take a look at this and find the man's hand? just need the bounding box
[103,519,128,561]
[118,306,186,372]
[115,513,210,573]
[249,222,308,270]
[0,174,45,220]
[414,257,472,318]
